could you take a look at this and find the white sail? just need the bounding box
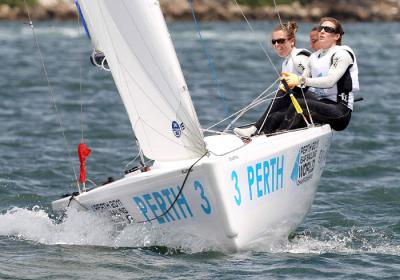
[76,0,206,161]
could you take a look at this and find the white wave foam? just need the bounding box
[21,26,83,38]
[0,206,115,246]
[0,206,223,254]
[277,228,400,256]
[2,207,397,255]
[0,26,83,41]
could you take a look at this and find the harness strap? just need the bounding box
[330,50,354,106]
[297,50,311,57]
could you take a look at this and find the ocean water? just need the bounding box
[0,20,399,279]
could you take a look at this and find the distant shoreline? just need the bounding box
[0,0,399,22]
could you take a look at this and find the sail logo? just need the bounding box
[172,121,185,138]
[290,140,319,185]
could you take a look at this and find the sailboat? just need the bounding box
[52,0,332,250]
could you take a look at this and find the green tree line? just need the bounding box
[0,0,37,7]
[0,0,313,8]
[236,0,312,6]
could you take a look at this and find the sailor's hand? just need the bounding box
[278,82,288,92]
[281,72,300,89]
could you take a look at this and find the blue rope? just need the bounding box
[188,0,229,116]
[74,0,91,39]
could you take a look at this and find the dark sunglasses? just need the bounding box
[318,25,337,33]
[271,38,286,45]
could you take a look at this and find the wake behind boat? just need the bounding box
[49,0,333,250]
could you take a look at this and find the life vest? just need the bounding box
[309,45,359,110]
[282,48,311,75]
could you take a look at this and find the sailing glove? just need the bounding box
[281,72,301,88]
[278,82,287,92]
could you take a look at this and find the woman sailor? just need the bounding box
[234,21,313,137]
[279,17,359,131]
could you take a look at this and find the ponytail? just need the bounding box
[274,21,298,44]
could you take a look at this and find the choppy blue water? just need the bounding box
[0,20,399,279]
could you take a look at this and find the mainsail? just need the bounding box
[76,0,206,161]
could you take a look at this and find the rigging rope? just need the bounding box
[272,0,283,27]
[232,0,281,77]
[76,11,85,143]
[64,152,208,225]
[256,90,280,134]
[217,0,315,131]
[210,91,279,132]
[23,0,81,193]
[207,78,280,131]
[188,0,229,116]
[272,0,314,126]
[134,152,208,224]
[76,6,93,192]
[223,78,281,132]
[206,0,284,131]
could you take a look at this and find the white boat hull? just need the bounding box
[52,125,332,250]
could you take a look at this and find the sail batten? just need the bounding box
[77,0,206,161]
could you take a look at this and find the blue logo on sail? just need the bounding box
[172,121,184,138]
[291,151,300,182]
